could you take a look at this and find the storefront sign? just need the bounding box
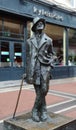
[33,6,63,21]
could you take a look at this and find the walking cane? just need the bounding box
[13,74,26,119]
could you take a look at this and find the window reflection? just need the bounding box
[68,29,76,65]
[13,43,22,67]
[0,18,24,40]
[0,42,11,67]
[44,24,64,66]
[27,21,33,38]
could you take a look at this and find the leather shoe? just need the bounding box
[32,110,40,122]
[40,111,47,122]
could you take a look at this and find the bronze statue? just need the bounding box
[26,17,55,122]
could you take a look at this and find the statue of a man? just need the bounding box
[26,17,55,122]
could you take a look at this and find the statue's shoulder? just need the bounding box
[44,33,52,42]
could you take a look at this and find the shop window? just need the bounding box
[68,29,76,65]
[0,18,24,40]
[0,42,11,67]
[44,24,64,66]
[13,43,22,67]
[27,21,33,38]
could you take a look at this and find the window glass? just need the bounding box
[13,43,22,67]
[68,29,76,65]
[0,18,24,40]
[27,21,33,38]
[0,42,11,67]
[44,24,64,66]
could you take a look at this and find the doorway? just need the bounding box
[0,40,25,81]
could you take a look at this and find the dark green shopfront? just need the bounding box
[0,0,76,81]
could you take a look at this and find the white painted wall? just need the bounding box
[45,0,76,8]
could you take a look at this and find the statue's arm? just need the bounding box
[48,39,55,55]
[47,39,57,67]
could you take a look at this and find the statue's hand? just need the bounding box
[52,55,57,60]
[50,55,57,68]
[29,78,34,84]
[50,63,54,69]
[22,73,26,79]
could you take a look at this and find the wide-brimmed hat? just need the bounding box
[32,17,45,32]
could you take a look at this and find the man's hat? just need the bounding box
[32,17,45,32]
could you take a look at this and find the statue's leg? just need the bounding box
[40,70,50,121]
[32,85,41,122]
[40,84,48,121]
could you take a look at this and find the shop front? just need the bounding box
[0,15,26,81]
[0,0,76,81]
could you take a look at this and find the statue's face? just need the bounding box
[35,21,44,31]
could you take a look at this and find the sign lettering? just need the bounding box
[33,6,63,21]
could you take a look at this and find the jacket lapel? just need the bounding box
[30,33,48,49]
[31,36,38,49]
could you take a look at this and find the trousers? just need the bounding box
[32,76,49,114]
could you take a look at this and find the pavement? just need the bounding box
[0,77,76,124]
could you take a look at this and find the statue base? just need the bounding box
[4,112,76,130]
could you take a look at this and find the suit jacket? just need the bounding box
[26,33,54,84]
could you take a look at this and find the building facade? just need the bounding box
[0,0,76,81]
[46,0,76,8]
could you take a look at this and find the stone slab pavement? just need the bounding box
[0,77,76,123]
